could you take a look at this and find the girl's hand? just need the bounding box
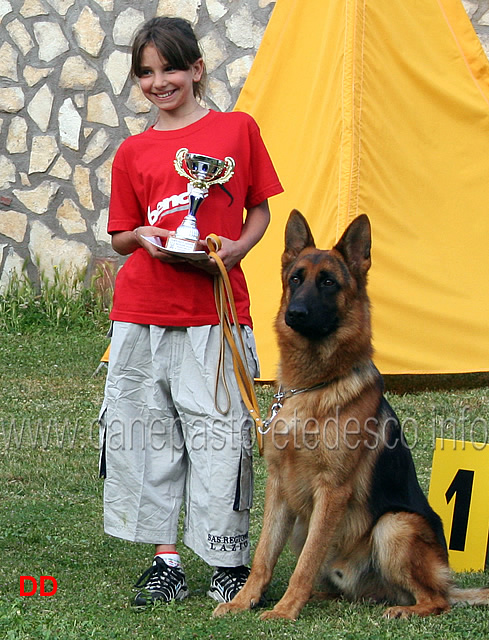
[134,227,187,264]
[192,200,271,273]
[193,236,245,274]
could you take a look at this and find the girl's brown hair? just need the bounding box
[131,17,206,100]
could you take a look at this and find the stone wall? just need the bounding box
[0,0,276,289]
[0,0,488,291]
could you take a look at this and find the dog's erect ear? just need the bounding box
[334,214,371,279]
[283,210,316,269]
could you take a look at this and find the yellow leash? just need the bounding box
[206,234,264,456]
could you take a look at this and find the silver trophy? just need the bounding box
[166,148,235,252]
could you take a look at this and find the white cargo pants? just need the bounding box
[99,321,258,567]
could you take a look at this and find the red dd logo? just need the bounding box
[20,576,58,596]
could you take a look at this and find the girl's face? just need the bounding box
[138,44,204,124]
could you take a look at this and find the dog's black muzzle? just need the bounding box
[285,300,338,339]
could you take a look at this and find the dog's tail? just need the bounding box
[448,587,489,606]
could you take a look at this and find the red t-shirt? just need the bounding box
[108,110,283,327]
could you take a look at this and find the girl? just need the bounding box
[99,16,283,606]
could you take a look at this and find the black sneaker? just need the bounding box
[207,565,250,603]
[132,556,189,606]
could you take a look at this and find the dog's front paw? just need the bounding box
[212,601,250,617]
[259,608,296,621]
[212,602,233,617]
[383,605,413,619]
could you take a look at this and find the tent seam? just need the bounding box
[436,0,489,108]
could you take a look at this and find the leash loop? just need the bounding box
[206,233,222,253]
[206,233,265,455]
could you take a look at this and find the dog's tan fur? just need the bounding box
[214,210,489,620]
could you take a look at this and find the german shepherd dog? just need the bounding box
[214,210,489,620]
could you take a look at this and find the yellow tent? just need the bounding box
[238,0,489,379]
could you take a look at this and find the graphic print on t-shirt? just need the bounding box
[147,186,190,225]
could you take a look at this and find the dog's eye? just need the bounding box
[318,275,336,288]
[289,271,303,286]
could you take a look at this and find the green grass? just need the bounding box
[0,262,112,334]
[1,328,489,639]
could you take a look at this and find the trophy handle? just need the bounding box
[211,156,235,186]
[174,147,194,181]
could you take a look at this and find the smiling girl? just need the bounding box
[99,17,283,607]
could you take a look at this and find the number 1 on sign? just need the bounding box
[428,439,489,572]
[445,469,474,552]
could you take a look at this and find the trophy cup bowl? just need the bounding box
[186,153,230,184]
[166,148,235,253]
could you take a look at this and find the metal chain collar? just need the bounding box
[258,381,329,435]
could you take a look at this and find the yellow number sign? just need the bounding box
[428,439,489,572]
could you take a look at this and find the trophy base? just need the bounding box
[166,236,198,252]
[141,236,209,261]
